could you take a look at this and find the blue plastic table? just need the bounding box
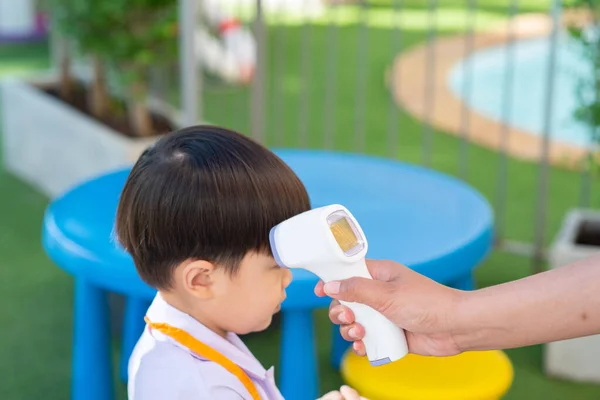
[42,149,493,400]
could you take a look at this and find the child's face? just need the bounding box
[211,251,292,334]
[173,251,293,336]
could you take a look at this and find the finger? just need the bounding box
[329,304,355,325]
[340,323,365,341]
[339,325,354,342]
[328,299,341,313]
[339,385,361,400]
[314,280,326,297]
[352,340,366,357]
[318,391,343,400]
[323,276,392,311]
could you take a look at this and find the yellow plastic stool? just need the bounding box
[341,350,514,400]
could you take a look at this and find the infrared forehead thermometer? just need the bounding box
[269,204,408,366]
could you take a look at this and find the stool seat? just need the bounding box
[341,350,514,400]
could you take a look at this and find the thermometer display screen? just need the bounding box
[327,212,365,256]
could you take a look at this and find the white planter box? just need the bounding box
[544,208,600,383]
[1,75,180,198]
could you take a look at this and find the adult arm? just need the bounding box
[453,254,600,351]
[316,256,600,356]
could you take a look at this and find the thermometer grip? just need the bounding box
[339,299,409,365]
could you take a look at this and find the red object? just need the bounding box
[218,18,241,34]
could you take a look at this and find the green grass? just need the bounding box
[200,15,600,247]
[2,1,600,399]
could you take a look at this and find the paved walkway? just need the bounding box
[389,10,593,169]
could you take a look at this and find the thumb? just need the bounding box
[323,276,392,312]
[365,259,403,282]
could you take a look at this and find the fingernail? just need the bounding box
[338,312,349,324]
[349,327,359,339]
[324,281,340,295]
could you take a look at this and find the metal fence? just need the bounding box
[174,0,596,272]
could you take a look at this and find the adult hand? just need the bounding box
[317,385,368,400]
[314,259,464,357]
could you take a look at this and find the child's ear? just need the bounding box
[182,260,216,299]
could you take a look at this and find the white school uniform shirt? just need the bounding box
[128,293,285,400]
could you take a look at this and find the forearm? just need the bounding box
[454,255,600,352]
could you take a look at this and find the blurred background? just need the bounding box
[1,0,600,399]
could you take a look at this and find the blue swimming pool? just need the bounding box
[448,30,594,148]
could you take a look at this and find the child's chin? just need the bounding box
[240,317,273,335]
[260,315,274,329]
[256,316,275,332]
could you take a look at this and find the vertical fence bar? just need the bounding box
[149,66,167,102]
[354,0,370,152]
[533,0,560,272]
[271,1,287,146]
[250,0,266,143]
[48,20,62,75]
[298,0,313,148]
[458,0,477,179]
[580,151,593,208]
[323,4,340,150]
[494,0,518,244]
[178,0,200,125]
[237,0,246,133]
[421,0,438,166]
[386,0,403,159]
[580,3,598,208]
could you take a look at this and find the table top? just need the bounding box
[42,149,494,307]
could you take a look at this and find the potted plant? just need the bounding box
[544,0,600,384]
[1,0,180,198]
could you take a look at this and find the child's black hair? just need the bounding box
[115,125,310,289]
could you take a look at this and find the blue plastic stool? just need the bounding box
[43,149,493,400]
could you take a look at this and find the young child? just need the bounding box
[116,125,365,399]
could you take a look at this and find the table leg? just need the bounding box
[119,297,151,382]
[280,310,318,400]
[72,278,113,400]
[331,325,349,370]
[451,273,475,291]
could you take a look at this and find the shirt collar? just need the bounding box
[145,293,269,380]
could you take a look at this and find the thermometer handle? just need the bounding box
[325,259,409,365]
[339,299,409,365]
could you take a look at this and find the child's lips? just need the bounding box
[275,296,286,311]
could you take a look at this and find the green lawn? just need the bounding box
[2,1,600,399]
